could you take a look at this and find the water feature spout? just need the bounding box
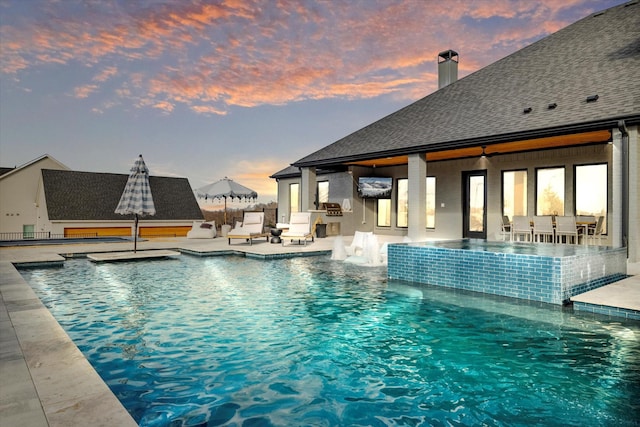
[331,235,348,260]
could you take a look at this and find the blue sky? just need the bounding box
[0,0,626,207]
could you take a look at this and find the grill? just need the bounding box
[322,202,343,216]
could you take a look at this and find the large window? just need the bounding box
[426,177,436,228]
[377,199,391,227]
[502,170,527,219]
[536,167,564,216]
[317,181,329,204]
[397,177,436,228]
[575,163,607,232]
[397,179,409,227]
[289,183,299,214]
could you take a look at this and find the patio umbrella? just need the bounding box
[195,177,258,225]
[115,154,156,252]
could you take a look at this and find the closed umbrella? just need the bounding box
[115,154,156,252]
[195,177,258,225]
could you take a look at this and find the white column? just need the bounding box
[408,154,427,241]
[612,129,623,248]
[300,167,316,212]
[627,125,639,263]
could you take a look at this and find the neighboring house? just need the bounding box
[271,2,639,262]
[0,154,70,237]
[0,155,204,238]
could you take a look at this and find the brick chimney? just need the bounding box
[438,50,459,89]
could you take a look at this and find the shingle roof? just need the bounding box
[270,165,300,179]
[42,169,204,221]
[293,1,640,168]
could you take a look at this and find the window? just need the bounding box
[397,179,409,227]
[377,199,391,227]
[536,167,564,216]
[317,181,329,204]
[575,164,607,233]
[289,183,299,214]
[397,177,436,228]
[426,177,436,228]
[502,170,527,219]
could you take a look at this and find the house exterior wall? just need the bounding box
[277,142,617,243]
[0,157,69,236]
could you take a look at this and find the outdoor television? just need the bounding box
[358,176,393,199]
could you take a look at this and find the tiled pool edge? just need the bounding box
[0,260,138,427]
[572,301,640,320]
[387,241,628,305]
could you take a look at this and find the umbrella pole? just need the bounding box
[224,197,227,225]
[134,214,138,253]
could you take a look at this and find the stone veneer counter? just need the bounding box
[388,240,627,305]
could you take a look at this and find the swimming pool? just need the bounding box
[20,256,640,426]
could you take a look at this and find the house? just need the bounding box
[271,1,639,263]
[0,155,204,238]
[0,154,70,238]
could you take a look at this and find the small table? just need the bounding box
[270,228,282,244]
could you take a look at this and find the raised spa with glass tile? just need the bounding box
[20,255,639,426]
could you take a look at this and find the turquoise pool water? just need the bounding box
[21,256,640,426]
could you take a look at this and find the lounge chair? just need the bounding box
[281,212,314,246]
[227,212,268,245]
[186,220,217,239]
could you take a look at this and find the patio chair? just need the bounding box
[554,216,578,244]
[281,212,314,246]
[511,216,532,242]
[586,215,605,245]
[500,215,511,241]
[533,216,554,243]
[227,212,268,245]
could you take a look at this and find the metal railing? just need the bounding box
[0,232,99,241]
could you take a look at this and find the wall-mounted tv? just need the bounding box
[358,176,393,199]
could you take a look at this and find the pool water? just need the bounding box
[21,256,640,426]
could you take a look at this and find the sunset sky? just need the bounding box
[0,0,625,207]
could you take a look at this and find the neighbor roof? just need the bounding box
[293,1,640,168]
[42,169,204,221]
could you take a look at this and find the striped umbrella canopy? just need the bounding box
[115,154,156,252]
[195,177,258,225]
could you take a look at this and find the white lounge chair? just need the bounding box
[186,220,217,239]
[281,212,313,246]
[227,212,268,245]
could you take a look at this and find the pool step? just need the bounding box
[87,250,181,263]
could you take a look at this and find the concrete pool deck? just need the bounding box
[1,236,638,426]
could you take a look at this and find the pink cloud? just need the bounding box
[0,0,614,114]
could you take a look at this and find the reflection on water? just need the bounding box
[21,256,640,427]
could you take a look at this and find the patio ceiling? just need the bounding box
[345,129,611,168]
